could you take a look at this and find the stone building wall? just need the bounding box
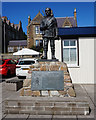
[2,16,26,53]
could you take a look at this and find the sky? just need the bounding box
[2,2,95,35]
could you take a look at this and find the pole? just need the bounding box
[4,22,5,53]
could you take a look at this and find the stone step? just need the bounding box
[5,99,90,115]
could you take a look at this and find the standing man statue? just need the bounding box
[40,8,58,59]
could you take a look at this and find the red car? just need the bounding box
[0,59,16,77]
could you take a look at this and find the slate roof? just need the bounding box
[58,26,96,38]
[2,16,20,31]
[56,17,77,27]
[29,12,77,28]
[8,40,27,46]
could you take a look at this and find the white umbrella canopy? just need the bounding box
[13,48,41,56]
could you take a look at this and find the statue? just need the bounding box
[40,8,58,59]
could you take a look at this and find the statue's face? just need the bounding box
[45,8,51,16]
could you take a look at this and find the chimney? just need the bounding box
[4,16,7,21]
[19,20,22,28]
[74,8,77,27]
[3,16,7,23]
[28,16,31,24]
[8,20,10,25]
[74,8,77,20]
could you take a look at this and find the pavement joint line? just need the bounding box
[82,84,96,107]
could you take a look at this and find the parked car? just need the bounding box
[0,59,16,77]
[16,58,38,79]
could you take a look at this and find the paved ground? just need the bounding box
[0,80,96,120]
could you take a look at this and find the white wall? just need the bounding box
[55,39,62,61]
[48,39,61,61]
[68,37,94,84]
[55,37,95,84]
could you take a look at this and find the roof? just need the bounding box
[13,48,41,56]
[2,16,21,31]
[28,12,77,27]
[58,26,96,38]
[8,40,27,46]
[28,12,43,26]
[32,11,43,22]
[56,17,77,27]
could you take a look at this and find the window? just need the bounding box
[10,60,16,64]
[35,26,39,34]
[40,40,43,46]
[63,39,78,66]
[17,46,20,51]
[0,60,5,65]
[18,61,35,65]
[7,60,12,64]
[36,40,39,47]
[40,30,42,34]
[35,26,42,35]
[8,47,14,53]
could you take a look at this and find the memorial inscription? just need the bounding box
[31,71,64,90]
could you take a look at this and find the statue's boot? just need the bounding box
[41,51,47,59]
[52,51,56,59]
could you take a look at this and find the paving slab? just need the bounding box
[52,115,77,120]
[74,84,95,119]
[82,84,96,106]
[52,118,77,120]
[4,114,29,118]
[1,82,96,119]
[78,118,95,120]
[28,115,52,120]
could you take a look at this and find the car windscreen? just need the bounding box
[18,60,35,65]
[0,60,5,65]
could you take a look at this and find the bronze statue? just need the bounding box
[40,8,58,59]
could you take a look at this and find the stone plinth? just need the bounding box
[5,98,90,115]
[20,61,76,97]
[5,62,90,116]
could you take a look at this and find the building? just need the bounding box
[27,11,43,49]
[8,40,27,53]
[2,16,26,53]
[49,26,96,84]
[27,8,77,49]
[0,16,2,53]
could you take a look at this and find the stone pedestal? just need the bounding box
[20,61,76,97]
[5,61,90,116]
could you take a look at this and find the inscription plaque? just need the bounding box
[31,71,64,90]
